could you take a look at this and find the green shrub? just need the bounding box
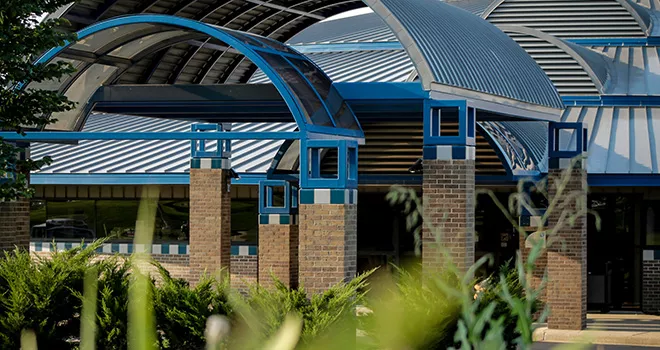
[0,243,101,349]
[358,267,462,350]
[90,257,131,350]
[153,265,231,349]
[233,271,372,349]
[476,260,537,349]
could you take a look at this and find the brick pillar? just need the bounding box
[519,231,547,318]
[547,167,587,330]
[642,252,660,314]
[0,200,30,251]
[259,215,299,288]
[298,189,357,294]
[422,157,475,273]
[189,165,231,283]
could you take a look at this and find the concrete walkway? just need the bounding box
[533,313,660,347]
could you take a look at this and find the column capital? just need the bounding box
[299,188,358,205]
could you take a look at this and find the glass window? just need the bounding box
[646,203,660,246]
[231,199,258,245]
[70,23,154,53]
[109,30,189,59]
[51,63,118,130]
[95,200,139,240]
[288,58,360,130]
[256,52,334,127]
[30,200,97,240]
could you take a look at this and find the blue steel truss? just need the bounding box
[33,14,364,140]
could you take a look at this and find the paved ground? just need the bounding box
[533,344,659,349]
[533,313,660,348]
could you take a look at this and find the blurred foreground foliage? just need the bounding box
[13,159,593,349]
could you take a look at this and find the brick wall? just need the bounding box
[31,251,258,292]
[546,167,587,330]
[643,260,660,314]
[299,204,357,294]
[518,232,547,318]
[259,224,298,288]
[0,200,30,252]
[231,255,258,294]
[189,169,231,283]
[422,159,475,272]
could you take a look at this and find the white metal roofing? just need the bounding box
[589,45,660,95]
[483,0,651,38]
[31,113,296,174]
[562,106,660,174]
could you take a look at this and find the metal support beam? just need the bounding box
[59,49,132,68]
[243,0,325,20]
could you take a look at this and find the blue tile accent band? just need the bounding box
[190,158,231,169]
[299,189,358,205]
[643,250,660,261]
[423,145,475,160]
[30,241,257,256]
[259,214,299,225]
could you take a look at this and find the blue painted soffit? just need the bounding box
[32,14,363,139]
[366,0,563,119]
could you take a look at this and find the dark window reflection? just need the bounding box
[256,52,333,127]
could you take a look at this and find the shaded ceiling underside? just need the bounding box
[56,0,366,85]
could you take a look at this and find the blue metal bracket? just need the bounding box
[190,123,232,159]
[423,99,474,146]
[548,122,588,159]
[258,180,299,215]
[300,139,358,189]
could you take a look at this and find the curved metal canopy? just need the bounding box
[52,0,366,86]
[32,14,362,138]
[365,0,564,111]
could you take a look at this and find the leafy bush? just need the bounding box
[232,271,372,349]
[358,267,462,350]
[153,264,231,349]
[475,260,539,349]
[91,257,131,350]
[0,243,101,349]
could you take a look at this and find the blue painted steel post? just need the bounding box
[188,124,233,284]
[298,139,359,294]
[258,180,299,288]
[546,122,589,330]
[422,100,476,273]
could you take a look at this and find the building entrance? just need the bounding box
[588,195,641,311]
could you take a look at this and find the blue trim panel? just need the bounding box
[568,37,660,47]
[30,173,267,185]
[563,95,660,107]
[588,175,660,187]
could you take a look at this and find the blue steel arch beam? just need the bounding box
[33,14,363,139]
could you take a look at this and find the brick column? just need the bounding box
[259,214,299,288]
[0,200,30,251]
[298,189,357,294]
[642,251,660,314]
[519,230,548,318]
[422,155,475,273]
[189,161,231,284]
[547,167,587,330]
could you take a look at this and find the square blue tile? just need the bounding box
[161,244,170,254]
[330,189,345,204]
[111,243,120,253]
[299,189,315,204]
[178,244,187,255]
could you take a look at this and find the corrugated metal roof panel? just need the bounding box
[484,0,647,38]
[250,50,415,83]
[589,46,660,95]
[373,0,563,109]
[31,113,296,175]
[560,106,660,174]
